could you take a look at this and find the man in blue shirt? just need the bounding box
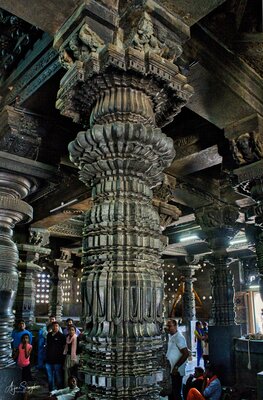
[11,320,33,349]
[187,365,222,400]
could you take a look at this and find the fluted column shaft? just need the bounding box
[70,121,174,399]
[0,172,32,368]
[210,256,236,325]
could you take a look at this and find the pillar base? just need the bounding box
[0,365,22,400]
[209,325,241,386]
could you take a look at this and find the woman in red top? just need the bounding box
[17,333,32,382]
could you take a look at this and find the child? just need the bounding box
[17,333,32,382]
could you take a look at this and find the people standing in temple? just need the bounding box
[187,365,222,400]
[11,320,33,351]
[63,318,81,337]
[63,325,79,384]
[194,321,204,367]
[45,321,66,392]
[166,319,189,400]
[184,367,205,399]
[16,333,33,383]
[38,315,63,369]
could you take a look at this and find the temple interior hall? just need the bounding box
[0,0,263,399]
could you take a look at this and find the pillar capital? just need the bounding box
[195,202,239,253]
[54,2,193,129]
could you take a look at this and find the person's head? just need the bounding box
[68,325,76,337]
[66,318,74,327]
[205,364,217,379]
[18,320,26,331]
[68,376,77,389]
[52,321,60,333]
[194,367,204,379]
[166,319,178,335]
[196,321,203,329]
[21,333,30,344]
[48,315,56,324]
[202,321,208,329]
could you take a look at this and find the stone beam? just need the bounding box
[166,144,222,176]
[0,0,84,35]
[186,25,263,123]
[153,0,226,27]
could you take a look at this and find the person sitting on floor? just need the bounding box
[187,364,222,400]
[184,367,206,399]
[49,376,80,400]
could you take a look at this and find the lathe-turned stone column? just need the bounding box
[225,114,263,300]
[15,228,50,325]
[178,261,200,349]
[196,203,241,385]
[239,179,263,301]
[0,172,33,369]
[54,3,193,398]
[48,249,73,321]
[179,265,200,324]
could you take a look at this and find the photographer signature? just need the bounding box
[5,381,40,395]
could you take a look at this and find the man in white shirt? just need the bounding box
[166,319,189,400]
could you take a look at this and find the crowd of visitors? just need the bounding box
[11,317,222,400]
[11,317,82,399]
[165,319,221,400]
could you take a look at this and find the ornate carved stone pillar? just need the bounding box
[15,228,50,325]
[48,249,73,321]
[195,203,241,385]
[179,265,200,324]
[54,3,193,398]
[0,172,33,368]
[225,114,263,300]
[196,204,239,326]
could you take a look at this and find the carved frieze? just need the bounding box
[0,106,42,159]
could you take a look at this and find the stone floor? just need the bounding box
[25,357,199,399]
[23,357,257,400]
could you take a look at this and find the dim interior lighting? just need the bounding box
[229,238,247,245]
[180,235,199,242]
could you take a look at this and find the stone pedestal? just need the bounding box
[209,325,241,386]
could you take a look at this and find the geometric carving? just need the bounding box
[0,172,33,368]
[0,106,42,159]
